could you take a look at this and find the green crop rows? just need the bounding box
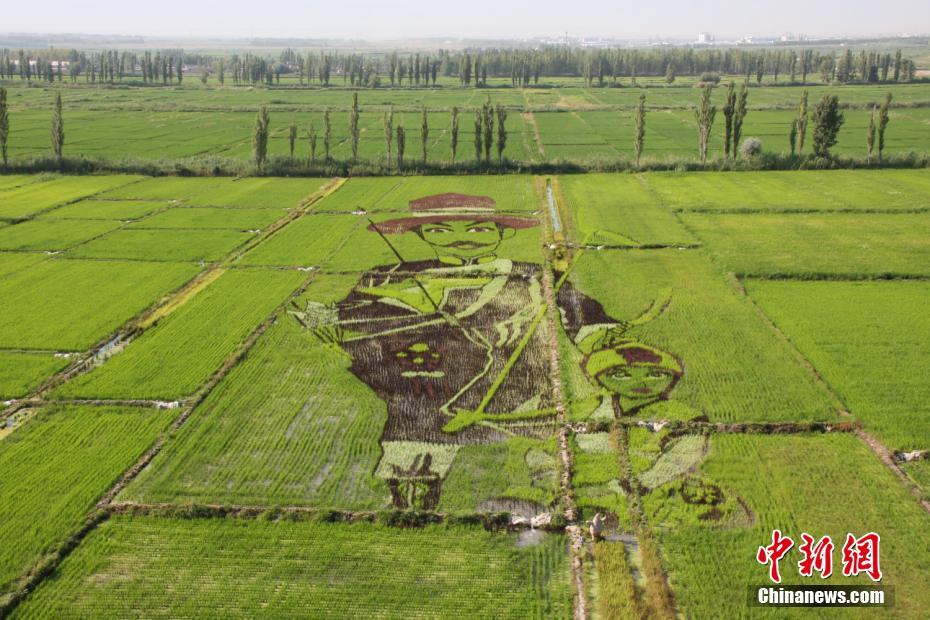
[0,405,172,598]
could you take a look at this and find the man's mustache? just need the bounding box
[439,240,496,249]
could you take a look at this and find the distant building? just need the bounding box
[697,32,713,45]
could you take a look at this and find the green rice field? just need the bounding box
[1,167,928,617]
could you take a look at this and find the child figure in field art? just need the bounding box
[291,192,632,513]
[572,339,748,529]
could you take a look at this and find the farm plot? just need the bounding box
[236,214,361,267]
[0,219,122,251]
[96,176,230,201]
[13,517,572,619]
[746,280,930,451]
[557,174,696,246]
[0,252,47,279]
[642,169,930,212]
[68,228,256,263]
[0,175,44,192]
[0,259,198,350]
[680,212,930,277]
[120,296,390,508]
[0,405,172,598]
[558,249,836,423]
[184,177,327,208]
[0,352,70,399]
[0,176,141,220]
[54,268,305,401]
[38,200,168,221]
[656,433,930,619]
[130,206,286,230]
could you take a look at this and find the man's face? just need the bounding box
[597,365,676,400]
[418,219,504,262]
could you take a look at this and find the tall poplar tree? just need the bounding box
[811,95,844,157]
[0,87,8,166]
[695,85,716,164]
[450,106,460,164]
[795,91,809,154]
[323,109,332,161]
[251,106,269,167]
[51,91,64,160]
[349,92,360,162]
[384,106,394,167]
[420,107,429,164]
[732,84,749,157]
[633,93,646,166]
[722,82,736,158]
[877,92,892,162]
[495,104,507,164]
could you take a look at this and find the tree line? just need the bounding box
[0,46,920,87]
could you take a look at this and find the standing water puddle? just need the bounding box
[546,180,562,233]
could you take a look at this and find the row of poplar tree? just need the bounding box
[0,87,896,167]
[251,94,508,168]
[669,83,893,164]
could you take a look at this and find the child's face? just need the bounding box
[597,365,676,400]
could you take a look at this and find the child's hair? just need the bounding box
[584,341,683,380]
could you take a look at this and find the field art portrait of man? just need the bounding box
[292,192,632,512]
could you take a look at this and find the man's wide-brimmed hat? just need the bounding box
[368,193,538,234]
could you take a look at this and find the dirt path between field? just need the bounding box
[523,111,546,157]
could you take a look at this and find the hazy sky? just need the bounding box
[4,0,929,40]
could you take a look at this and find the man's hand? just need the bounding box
[289,301,343,344]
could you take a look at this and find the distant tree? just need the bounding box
[420,107,429,164]
[819,57,834,83]
[288,120,298,159]
[732,84,749,157]
[450,106,460,164]
[893,49,902,82]
[633,93,646,166]
[789,118,798,155]
[495,104,507,164]
[384,106,394,167]
[396,124,405,169]
[877,92,892,162]
[722,82,736,158]
[323,109,332,161]
[694,85,716,163]
[177,58,183,84]
[200,71,208,86]
[866,107,876,164]
[473,109,483,161]
[252,106,269,167]
[811,95,844,157]
[349,92,360,162]
[795,90,809,154]
[218,59,225,85]
[0,87,8,166]
[664,62,675,84]
[307,124,318,163]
